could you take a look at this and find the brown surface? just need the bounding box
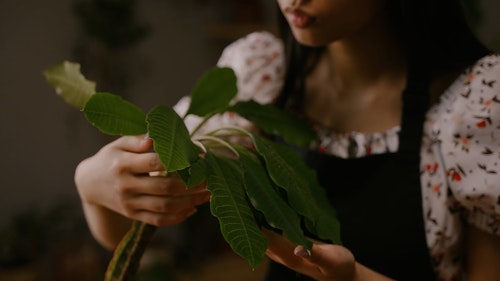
[177,253,269,281]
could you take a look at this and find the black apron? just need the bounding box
[263,68,437,280]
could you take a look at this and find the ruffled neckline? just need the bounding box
[311,125,401,159]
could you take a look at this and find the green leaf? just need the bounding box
[230,100,317,147]
[186,67,237,117]
[146,105,200,172]
[237,148,312,249]
[43,61,96,109]
[205,152,268,269]
[177,157,207,188]
[84,92,147,135]
[252,135,341,245]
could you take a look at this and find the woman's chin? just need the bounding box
[291,31,331,47]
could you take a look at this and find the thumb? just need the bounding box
[295,243,353,264]
[294,244,355,275]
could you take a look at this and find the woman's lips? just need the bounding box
[286,9,316,28]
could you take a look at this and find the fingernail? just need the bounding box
[294,245,311,258]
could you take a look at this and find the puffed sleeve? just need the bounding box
[174,31,285,134]
[440,54,500,235]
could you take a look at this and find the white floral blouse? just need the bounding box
[174,31,500,281]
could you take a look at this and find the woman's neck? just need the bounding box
[324,17,407,93]
[304,16,408,133]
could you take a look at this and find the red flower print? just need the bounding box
[476,120,487,128]
[425,162,439,174]
[269,51,279,61]
[432,162,439,172]
[447,166,465,182]
[446,170,462,181]
[467,73,475,82]
[261,74,271,82]
[474,116,492,128]
[432,184,441,194]
[319,146,327,154]
[453,134,473,151]
[366,146,372,155]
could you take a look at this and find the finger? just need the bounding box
[264,229,329,279]
[113,135,153,153]
[125,152,165,174]
[122,175,209,197]
[123,190,210,226]
[133,208,199,226]
[123,190,210,214]
[294,244,356,280]
[307,244,354,269]
[263,229,305,268]
[145,192,210,212]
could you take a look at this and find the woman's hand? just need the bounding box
[263,229,394,281]
[75,135,211,248]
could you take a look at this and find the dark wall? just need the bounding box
[0,0,276,227]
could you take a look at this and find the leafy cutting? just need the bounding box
[43,61,341,281]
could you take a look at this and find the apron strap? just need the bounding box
[398,1,431,156]
[398,59,430,156]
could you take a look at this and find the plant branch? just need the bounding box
[193,135,239,158]
[187,112,217,137]
[205,125,253,138]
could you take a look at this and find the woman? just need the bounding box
[75,0,500,280]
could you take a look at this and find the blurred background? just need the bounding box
[0,0,498,280]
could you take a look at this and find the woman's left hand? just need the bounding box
[263,229,355,281]
[263,229,394,281]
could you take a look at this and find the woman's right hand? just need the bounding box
[75,135,211,248]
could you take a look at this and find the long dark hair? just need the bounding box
[275,0,492,111]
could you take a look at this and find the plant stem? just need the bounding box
[206,125,252,138]
[104,221,158,281]
[189,112,216,136]
[193,135,239,158]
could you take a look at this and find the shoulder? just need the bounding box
[175,32,285,134]
[217,31,284,66]
[432,54,500,166]
[216,31,285,104]
[428,53,500,236]
[463,54,500,94]
[468,53,500,75]
[431,54,500,124]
